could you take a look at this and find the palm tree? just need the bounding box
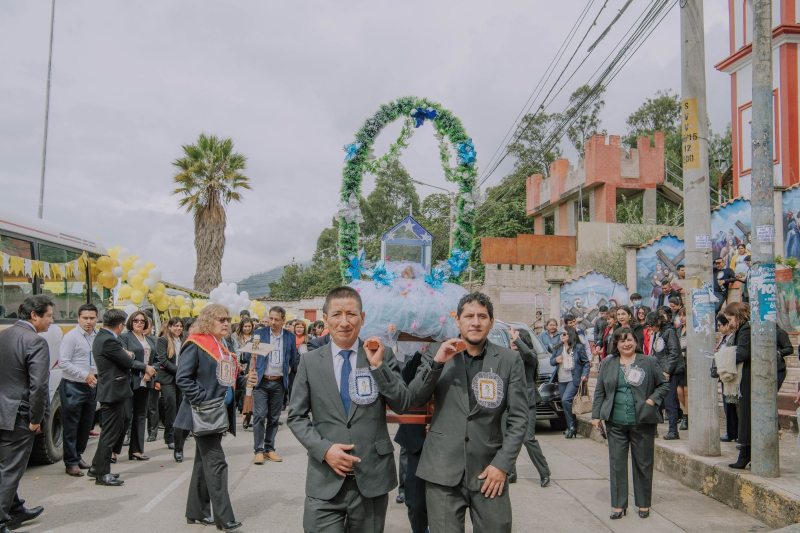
[172,134,251,292]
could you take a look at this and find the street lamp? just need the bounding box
[409,179,455,251]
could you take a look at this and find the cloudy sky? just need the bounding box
[0,1,731,287]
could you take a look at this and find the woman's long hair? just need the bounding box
[517,329,533,350]
[234,317,254,346]
[615,305,635,327]
[160,317,183,359]
[555,325,578,353]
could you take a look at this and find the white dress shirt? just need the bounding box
[59,326,97,382]
[267,328,285,377]
[331,339,359,393]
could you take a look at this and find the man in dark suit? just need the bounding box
[89,309,155,486]
[250,306,297,464]
[308,331,331,350]
[0,295,52,533]
[656,279,682,310]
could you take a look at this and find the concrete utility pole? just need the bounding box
[38,0,56,219]
[680,0,720,456]
[750,0,780,478]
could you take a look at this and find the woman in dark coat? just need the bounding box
[549,325,590,439]
[118,311,157,461]
[156,317,186,461]
[724,302,751,469]
[644,311,684,439]
[592,326,670,520]
[174,303,254,531]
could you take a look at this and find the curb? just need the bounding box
[575,415,800,529]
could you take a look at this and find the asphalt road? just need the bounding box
[15,414,771,533]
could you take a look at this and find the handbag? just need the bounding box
[572,381,593,415]
[710,358,719,379]
[190,396,229,436]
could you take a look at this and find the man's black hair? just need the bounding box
[564,313,576,323]
[456,292,494,320]
[18,295,54,320]
[324,286,363,314]
[630,293,643,300]
[239,309,251,317]
[104,308,127,328]
[599,305,609,312]
[269,306,286,319]
[668,296,683,307]
[77,303,98,316]
[657,305,673,321]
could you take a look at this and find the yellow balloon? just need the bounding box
[131,290,144,305]
[122,259,135,272]
[156,298,170,312]
[145,262,156,270]
[191,306,201,317]
[130,274,144,290]
[108,247,119,259]
[118,284,133,299]
[97,256,114,272]
[156,282,166,293]
[152,290,165,301]
[97,271,116,289]
[174,295,186,307]
[179,305,191,318]
[129,255,139,262]
[137,268,150,278]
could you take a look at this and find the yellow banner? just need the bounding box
[681,97,700,170]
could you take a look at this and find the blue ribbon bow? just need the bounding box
[456,139,477,167]
[447,248,471,277]
[343,142,362,162]
[424,265,451,291]
[346,249,366,280]
[410,107,438,128]
[368,261,396,288]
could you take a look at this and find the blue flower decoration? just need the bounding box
[456,138,477,167]
[369,261,396,288]
[447,248,471,277]
[343,142,362,162]
[410,107,438,128]
[424,265,451,291]
[346,249,366,280]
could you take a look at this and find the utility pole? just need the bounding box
[750,0,779,478]
[37,0,56,219]
[680,0,720,456]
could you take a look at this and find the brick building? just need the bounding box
[526,132,672,235]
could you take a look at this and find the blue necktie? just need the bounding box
[339,350,352,416]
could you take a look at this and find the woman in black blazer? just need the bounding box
[117,311,158,461]
[156,317,185,459]
[724,302,752,469]
[174,304,254,531]
[592,326,669,520]
[549,325,590,438]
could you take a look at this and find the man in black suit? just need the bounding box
[89,309,155,486]
[0,295,53,533]
[656,279,682,310]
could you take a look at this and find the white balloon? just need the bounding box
[133,259,146,270]
[124,304,138,316]
[112,267,124,279]
[228,282,238,294]
[118,248,132,260]
[239,291,249,301]
[149,268,162,282]
[127,269,137,279]
[144,277,157,290]
[219,295,231,307]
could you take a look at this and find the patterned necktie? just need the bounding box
[339,350,352,416]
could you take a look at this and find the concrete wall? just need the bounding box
[575,222,685,252]
[482,264,568,325]
[256,295,326,321]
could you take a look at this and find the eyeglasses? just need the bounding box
[560,333,569,337]
[215,317,231,324]
[132,319,146,324]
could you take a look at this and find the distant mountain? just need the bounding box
[237,261,311,298]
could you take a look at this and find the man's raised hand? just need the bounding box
[434,338,462,364]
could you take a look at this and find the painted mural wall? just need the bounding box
[635,235,684,309]
[780,186,800,331]
[560,271,628,341]
[710,197,752,264]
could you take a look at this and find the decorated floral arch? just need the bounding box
[337,96,480,283]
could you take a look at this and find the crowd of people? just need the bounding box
[0,275,795,532]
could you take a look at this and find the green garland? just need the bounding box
[338,96,478,281]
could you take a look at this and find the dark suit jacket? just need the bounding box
[119,332,157,390]
[656,288,682,309]
[651,325,682,375]
[591,353,669,424]
[394,349,428,455]
[0,321,50,430]
[94,328,147,404]
[250,327,297,389]
[308,333,331,350]
[513,337,541,405]
[549,343,590,387]
[174,340,249,436]
[155,335,180,385]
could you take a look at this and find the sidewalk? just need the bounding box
[575,413,800,529]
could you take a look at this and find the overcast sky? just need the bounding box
[0,1,731,287]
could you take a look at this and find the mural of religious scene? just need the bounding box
[782,185,800,262]
[560,271,629,342]
[710,197,752,265]
[779,185,800,332]
[635,234,684,310]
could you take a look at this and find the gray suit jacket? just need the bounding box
[591,354,670,424]
[513,338,541,406]
[0,321,50,430]
[287,340,411,500]
[408,341,528,491]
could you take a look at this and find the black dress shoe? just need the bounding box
[7,505,44,529]
[662,431,680,440]
[129,454,150,461]
[638,509,650,518]
[395,493,405,503]
[110,457,117,464]
[720,436,735,442]
[216,521,242,531]
[174,451,184,463]
[96,474,124,486]
[540,476,550,487]
[610,508,627,519]
[87,468,119,479]
[729,446,751,469]
[187,517,215,525]
[679,415,688,431]
[123,438,130,446]
[564,428,577,439]
[147,433,157,442]
[168,443,175,450]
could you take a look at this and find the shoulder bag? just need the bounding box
[191,396,229,436]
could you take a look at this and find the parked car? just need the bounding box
[490,321,568,431]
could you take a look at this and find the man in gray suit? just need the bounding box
[408,292,528,533]
[288,286,410,533]
[0,295,53,533]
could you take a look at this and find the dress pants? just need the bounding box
[738,368,752,447]
[160,383,181,444]
[398,447,407,496]
[403,451,428,533]
[92,400,128,476]
[59,379,97,467]
[557,381,579,430]
[117,387,149,457]
[252,378,284,454]
[186,433,235,526]
[521,404,550,478]
[303,475,389,533]
[662,374,681,433]
[147,387,161,434]
[606,421,656,509]
[722,396,739,439]
[426,477,511,533]
[0,412,37,528]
